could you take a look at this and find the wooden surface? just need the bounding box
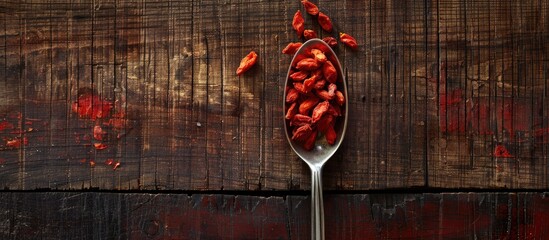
[1,1,547,191]
[1,192,549,239]
[1,0,549,238]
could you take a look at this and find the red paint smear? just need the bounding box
[93,125,105,141]
[0,121,14,131]
[93,143,108,150]
[72,94,113,119]
[494,144,513,158]
[6,137,28,148]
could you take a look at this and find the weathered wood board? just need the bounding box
[1,0,548,190]
[1,192,549,239]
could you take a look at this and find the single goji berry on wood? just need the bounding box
[299,96,320,115]
[301,0,319,15]
[339,32,358,50]
[317,12,333,32]
[310,48,327,63]
[236,51,258,76]
[296,58,319,71]
[303,29,318,40]
[322,37,337,47]
[282,42,303,55]
[322,60,337,83]
[286,88,300,103]
[293,10,305,37]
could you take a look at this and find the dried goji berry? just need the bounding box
[292,10,305,37]
[290,70,309,81]
[327,83,337,97]
[324,124,336,145]
[94,143,108,150]
[315,90,333,101]
[303,76,317,93]
[292,124,313,142]
[290,114,313,127]
[303,130,317,150]
[335,90,345,106]
[339,32,358,50]
[293,82,307,94]
[286,102,297,120]
[322,37,337,47]
[282,42,303,55]
[236,51,258,76]
[299,96,320,115]
[296,58,319,71]
[286,88,300,103]
[317,12,333,32]
[314,78,326,90]
[327,102,341,116]
[316,114,334,133]
[303,29,318,40]
[301,0,319,15]
[322,60,337,83]
[311,100,330,123]
[310,48,327,63]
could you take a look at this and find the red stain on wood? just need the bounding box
[494,145,513,158]
[0,121,14,131]
[72,93,113,120]
[93,125,105,141]
[5,137,28,148]
[93,143,108,150]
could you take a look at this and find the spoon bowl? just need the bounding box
[283,39,348,240]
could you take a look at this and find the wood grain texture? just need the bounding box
[1,192,549,239]
[0,0,548,190]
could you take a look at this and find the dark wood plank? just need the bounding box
[1,192,549,239]
[428,0,549,188]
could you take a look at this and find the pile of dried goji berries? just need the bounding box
[283,0,358,151]
[285,47,345,151]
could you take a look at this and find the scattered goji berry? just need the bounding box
[236,51,258,76]
[322,37,337,47]
[292,10,305,37]
[93,125,105,141]
[339,32,358,50]
[282,42,302,55]
[317,12,333,32]
[301,0,319,15]
[303,29,318,40]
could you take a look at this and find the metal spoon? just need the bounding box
[283,39,348,240]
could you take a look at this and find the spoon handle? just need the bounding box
[310,165,324,240]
